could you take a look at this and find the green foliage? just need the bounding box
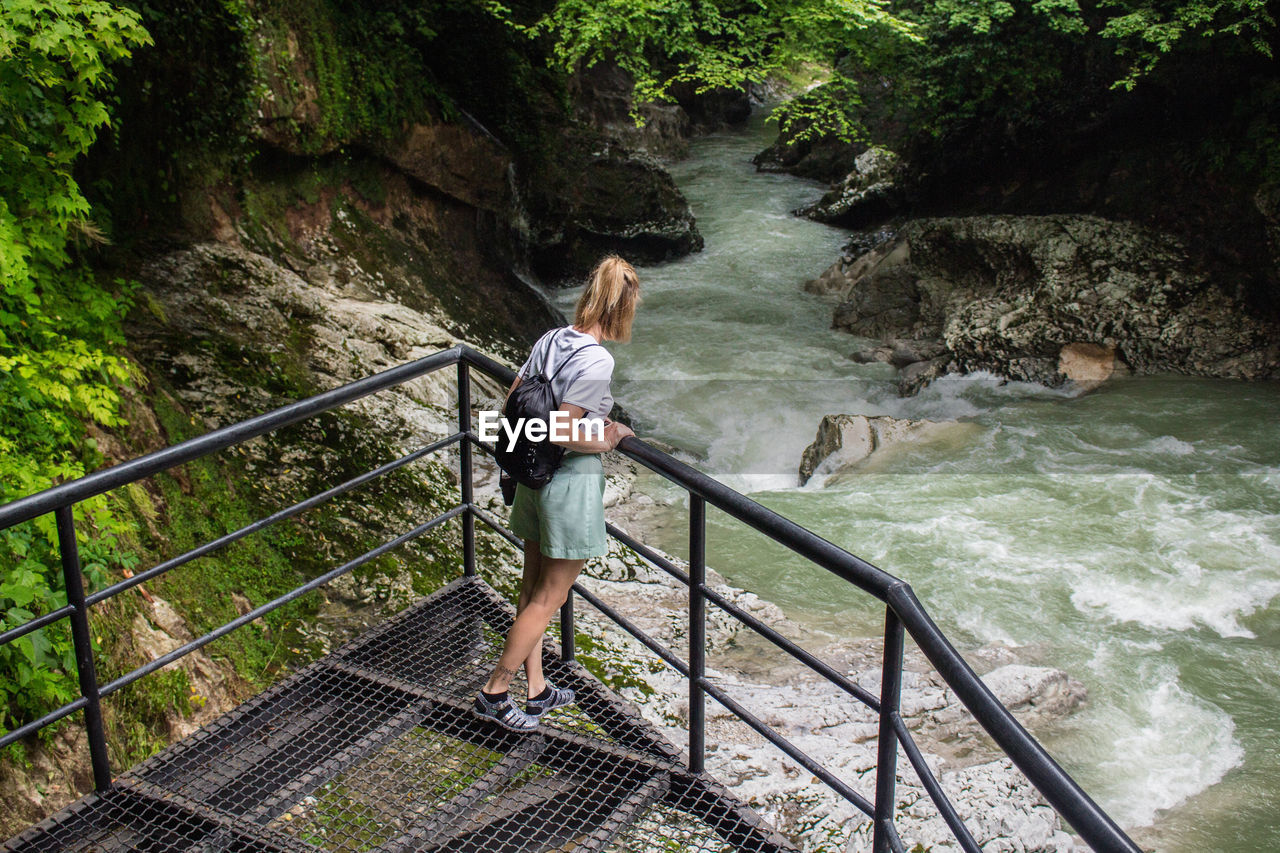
[0,1,152,276]
[876,0,1279,181]
[490,0,1277,167]
[879,0,1096,143]
[771,75,865,144]
[84,0,258,229]
[1099,0,1275,87]
[490,0,918,124]
[0,0,151,739]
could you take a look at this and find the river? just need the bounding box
[549,109,1280,852]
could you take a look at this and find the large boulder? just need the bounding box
[795,146,906,228]
[798,413,975,486]
[570,63,752,159]
[1057,342,1129,390]
[752,74,904,185]
[569,62,693,159]
[753,131,857,183]
[821,214,1280,388]
[825,238,922,337]
[524,132,704,282]
[751,98,861,183]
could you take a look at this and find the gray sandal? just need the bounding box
[473,691,540,732]
[525,682,575,716]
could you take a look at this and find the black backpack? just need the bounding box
[495,329,601,495]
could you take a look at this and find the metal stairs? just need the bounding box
[1,577,793,853]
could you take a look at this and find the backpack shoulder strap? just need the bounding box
[548,339,601,382]
[530,327,565,377]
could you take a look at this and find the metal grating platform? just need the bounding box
[1,577,796,853]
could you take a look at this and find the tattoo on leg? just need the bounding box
[492,663,520,680]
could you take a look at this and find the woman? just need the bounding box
[473,255,640,732]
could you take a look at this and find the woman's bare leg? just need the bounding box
[484,554,585,694]
[515,539,547,696]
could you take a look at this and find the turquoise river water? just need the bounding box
[549,110,1280,852]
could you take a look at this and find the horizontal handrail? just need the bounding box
[699,677,875,818]
[471,474,883,712]
[0,696,91,751]
[0,603,75,648]
[698,582,882,712]
[570,582,691,677]
[458,344,904,599]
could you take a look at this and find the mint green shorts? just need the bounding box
[508,450,607,559]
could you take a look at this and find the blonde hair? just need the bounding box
[575,255,641,342]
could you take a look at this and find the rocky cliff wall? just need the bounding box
[569,62,754,160]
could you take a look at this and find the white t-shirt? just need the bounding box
[517,325,615,420]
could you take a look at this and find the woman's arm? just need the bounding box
[503,375,522,408]
[548,403,633,453]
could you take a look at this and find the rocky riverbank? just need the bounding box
[804,214,1280,395]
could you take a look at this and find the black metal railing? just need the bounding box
[0,344,1142,853]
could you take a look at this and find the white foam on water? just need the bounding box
[952,604,1022,647]
[1085,665,1245,828]
[1070,507,1280,638]
[1142,435,1197,456]
[703,404,825,493]
[1071,574,1280,638]
[712,471,803,494]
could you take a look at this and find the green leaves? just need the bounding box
[1099,0,1275,88]
[489,0,1274,165]
[771,74,866,142]
[496,0,917,123]
[0,568,42,609]
[1,1,149,737]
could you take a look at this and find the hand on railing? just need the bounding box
[604,419,635,450]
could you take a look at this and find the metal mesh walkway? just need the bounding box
[1,577,795,853]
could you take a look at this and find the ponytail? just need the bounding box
[575,255,641,342]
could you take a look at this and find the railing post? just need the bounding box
[457,360,475,578]
[873,606,905,852]
[56,506,112,792]
[560,595,575,662]
[688,493,706,774]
